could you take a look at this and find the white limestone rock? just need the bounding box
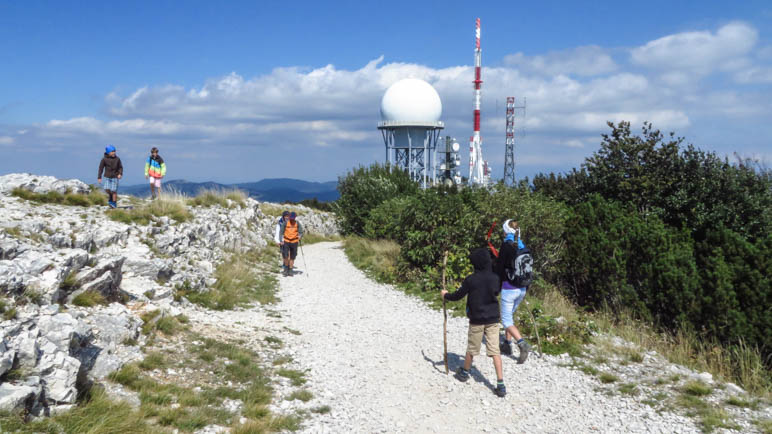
[0,173,91,195]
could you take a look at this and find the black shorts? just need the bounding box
[282,242,298,260]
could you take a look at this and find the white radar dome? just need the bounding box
[380,78,442,123]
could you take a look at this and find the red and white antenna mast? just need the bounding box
[468,18,486,185]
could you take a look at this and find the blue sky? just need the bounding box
[1,0,771,184]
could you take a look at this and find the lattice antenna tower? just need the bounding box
[503,96,526,185]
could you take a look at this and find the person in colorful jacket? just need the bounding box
[97,145,123,208]
[144,147,166,199]
[279,212,304,276]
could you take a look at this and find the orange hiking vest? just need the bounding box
[283,221,299,243]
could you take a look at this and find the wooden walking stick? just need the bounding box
[442,251,449,374]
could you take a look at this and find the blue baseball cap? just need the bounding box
[289,212,296,219]
[105,145,116,153]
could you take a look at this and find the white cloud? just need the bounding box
[734,66,772,83]
[631,22,758,73]
[2,22,770,183]
[504,45,617,77]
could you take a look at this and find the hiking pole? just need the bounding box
[524,299,543,358]
[299,239,309,278]
[442,251,449,375]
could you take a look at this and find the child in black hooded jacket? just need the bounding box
[441,247,506,397]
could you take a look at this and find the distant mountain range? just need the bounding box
[121,178,339,202]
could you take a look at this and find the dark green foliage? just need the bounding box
[363,196,412,240]
[562,195,699,328]
[334,163,419,235]
[534,121,772,364]
[693,228,772,356]
[392,186,485,273]
[534,121,772,242]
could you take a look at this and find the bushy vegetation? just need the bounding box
[533,122,771,371]
[337,120,772,396]
[11,186,107,207]
[334,163,419,235]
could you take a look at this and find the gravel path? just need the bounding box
[277,242,699,433]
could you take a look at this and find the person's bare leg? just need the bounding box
[149,184,154,199]
[492,355,503,381]
[463,352,474,371]
[506,325,522,342]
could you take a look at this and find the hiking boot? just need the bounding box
[517,340,531,364]
[108,201,116,209]
[282,267,289,277]
[500,340,513,356]
[455,368,470,383]
[495,383,507,398]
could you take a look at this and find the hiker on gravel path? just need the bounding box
[97,145,123,208]
[144,147,166,200]
[441,247,507,397]
[274,210,290,255]
[495,219,532,363]
[279,211,303,277]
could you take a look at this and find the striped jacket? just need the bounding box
[144,155,166,178]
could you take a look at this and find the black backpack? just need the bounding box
[505,245,535,287]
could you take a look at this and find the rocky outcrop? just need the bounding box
[0,173,339,417]
[0,304,141,415]
[0,173,91,195]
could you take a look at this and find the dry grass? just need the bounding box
[530,280,581,324]
[179,247,279,310]
[71,290,107,307]
[187,188,247,208]
[592,310,770,399]
[301,232,342,245]
[0,387,152,433]
[260,203,305,218]
[11,187,107,207]
[342,237,400,284]
[108,192,192,225]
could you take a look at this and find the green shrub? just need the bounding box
[693,228,772,357]
[334,163,418,235]
[561,195,699,328]
[363,196,412,240]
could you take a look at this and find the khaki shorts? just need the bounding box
[466,323,501,356]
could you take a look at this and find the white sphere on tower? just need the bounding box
[380,78,442,123]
